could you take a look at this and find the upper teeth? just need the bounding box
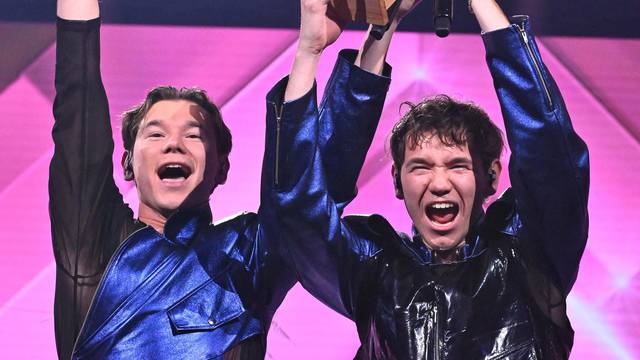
[431,203,454,209]
[167,164,182,168]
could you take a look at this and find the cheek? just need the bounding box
[195,151,211,175]
[188,142,208,159]
[131,147,156,180]
[457,176,478,203]
[131,151,144,175]
[401,174,428,201]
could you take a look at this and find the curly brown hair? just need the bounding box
[390,94,503,173]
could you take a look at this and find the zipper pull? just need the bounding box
[273,102,284,122]
[517,23,529,44]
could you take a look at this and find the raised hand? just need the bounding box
[356,0,422,75]
[393,0,422,23]
[298,0,347,56]
[285,0,350,101]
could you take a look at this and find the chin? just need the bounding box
[164,199,187,210]
[153,196,186,213]
[428,240,458,251]
[422,231,464,251]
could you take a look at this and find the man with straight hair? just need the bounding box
[50,0,418,357]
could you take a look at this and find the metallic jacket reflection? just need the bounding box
[274,16,589,359]
[50,18,391,359]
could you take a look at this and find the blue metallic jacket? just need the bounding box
[51,18,391,359]
[272,17,589,359]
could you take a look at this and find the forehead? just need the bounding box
[141,99,212,129]
[403,131,471,162]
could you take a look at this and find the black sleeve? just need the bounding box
[50,17,136,359]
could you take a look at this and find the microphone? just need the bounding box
[433,0,453,37]
[370,0,401,40]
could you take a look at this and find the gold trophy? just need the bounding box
[329,0,397,26]
[330,0,454,39]
[330,0,401,39]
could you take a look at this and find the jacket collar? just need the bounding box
[163,205,212,247]
[409,216,485,264]
[366,213,487,265]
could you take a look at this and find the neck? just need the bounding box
[138,204,169,234]
[433,244,465,264]
[138,200,212,234]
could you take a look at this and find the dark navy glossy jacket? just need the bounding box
[50,18,391,359]
[273,17,589,359]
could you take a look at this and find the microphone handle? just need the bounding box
[434,0,453,38]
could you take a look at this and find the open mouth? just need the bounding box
[426,202,459,224]
[157,163,193,182]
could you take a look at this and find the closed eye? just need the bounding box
[409,165,431,172]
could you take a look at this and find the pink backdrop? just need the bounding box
[0,25,638,359]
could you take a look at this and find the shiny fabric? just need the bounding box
[274,16,589,359]
[73,210,267,359]
[50,18,391,359]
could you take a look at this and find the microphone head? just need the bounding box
[434,16,451,38]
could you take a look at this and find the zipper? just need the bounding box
[273,102,284,187]
[433,302,440,360]
[516,23,553,109]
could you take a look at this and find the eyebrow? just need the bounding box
[184,120,202,129]
[446,156,473,165]
[141,119,163,130]
[405,157,434,166]
[404,156,472,167]
[141,119,202,130]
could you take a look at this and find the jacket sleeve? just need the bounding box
[260,53,390,319]
[483,16,590,295]
[50,17,135,358]
[318,49,392,209]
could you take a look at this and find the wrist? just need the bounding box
[296,40,326,57]
[294,45,324,66]
[470,0,497,12]
[388,17,401,33]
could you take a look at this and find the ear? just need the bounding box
[391,164,404,199]
[215,156,230,186]
[121,151,134,181]
[486,159,502,196]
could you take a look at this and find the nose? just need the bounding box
[429,168,452,196]
[162,135,186,154]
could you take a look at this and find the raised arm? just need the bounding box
[288,1,420,208]
[51,1,135,357]
[473,0,590,294]
[263,0,420,318]
[265,67,382,319]
[319,2,430,207]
